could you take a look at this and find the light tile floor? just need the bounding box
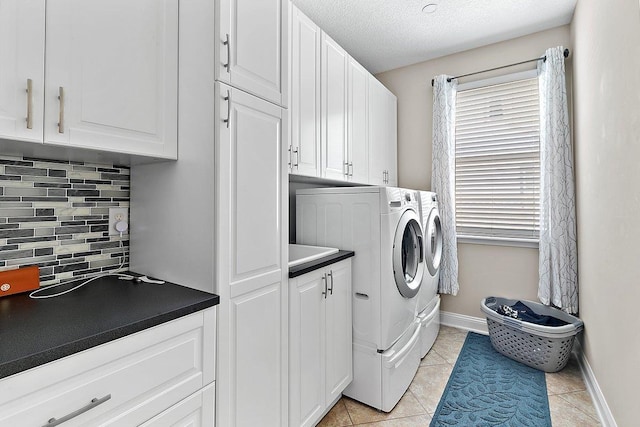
[318,326,600,427]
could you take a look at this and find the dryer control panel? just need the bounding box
[385,188,420,213]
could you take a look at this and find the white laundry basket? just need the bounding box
[480,297,584,373]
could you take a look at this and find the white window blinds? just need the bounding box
[454,76,540,242]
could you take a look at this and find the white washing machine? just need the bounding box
[296,186,425,412]
[416,191,443,358]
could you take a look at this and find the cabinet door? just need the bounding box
[218,84,283,286]
[289,270,326,427]
[321,33,348,181]
[0,0,44,143]
[218,0,287,106]
[368,76,387,185]
[228,284,283,427]
[325,261,353,404]
[216,82,286,427]
[347,58,369,184]
[368,76,398,186]
[290,6,321,177]
[44,0,178,159]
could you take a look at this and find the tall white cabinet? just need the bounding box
[216,83,287,427]
[131,0,289,426]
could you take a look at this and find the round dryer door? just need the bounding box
[393,209,425,298]
[425,208,443,276]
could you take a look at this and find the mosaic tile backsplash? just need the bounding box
[0,154,129,287]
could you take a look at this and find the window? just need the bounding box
[454,71,540,244]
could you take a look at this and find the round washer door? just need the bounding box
[393,209,425,298]
[425,207,443,276]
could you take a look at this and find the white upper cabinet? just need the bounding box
[347,57,369,184]
[0,0,45,144]
[368,76,397,186]
[289,6,396,186]
[321,32,348,181]
[217,0,288,107]
[44,0,178,159]
[290,6,321,177]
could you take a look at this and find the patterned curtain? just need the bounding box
[432,75,459,295]
[537,46,579,313]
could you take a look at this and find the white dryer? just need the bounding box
[416,191,443,358]
[296,186,425,412]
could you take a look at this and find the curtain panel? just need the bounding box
[432,75,459,295]
[537,46,579,313]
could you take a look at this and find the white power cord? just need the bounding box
[30,235,129,299]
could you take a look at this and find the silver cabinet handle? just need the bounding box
[349,162,354,177]
[26,79,33,129]
[43,394,111,427]
[344,162,349,177]
[222,33,231,72]
[288,145,292,168]
[223,90,231,128]
[327,270,334,295]
[322,275,327,299]
[292,147,299,168]
[57,87,65,134]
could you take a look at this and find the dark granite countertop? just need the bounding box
[288,250,355,278]
[0,272,219,380]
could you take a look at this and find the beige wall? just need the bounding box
[571,0,640,425]
[376,26,571,318]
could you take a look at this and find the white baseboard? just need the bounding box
[574,341,617,427]
[440,311,488,335]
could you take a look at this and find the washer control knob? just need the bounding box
[404,193,411,202]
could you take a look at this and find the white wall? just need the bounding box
[571,1,640,425]
[376,26,571,318]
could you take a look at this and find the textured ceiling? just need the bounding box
[292,0,577,74]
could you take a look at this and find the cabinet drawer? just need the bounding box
[0,308,215,427]
[139,383,215,426]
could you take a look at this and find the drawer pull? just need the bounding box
[44,394,111,426]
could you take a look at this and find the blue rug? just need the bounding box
[430,332,551,427]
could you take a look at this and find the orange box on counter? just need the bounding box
[0,266,40,297]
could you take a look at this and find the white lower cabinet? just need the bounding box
[289,259,352,427]
[0,308,216,427]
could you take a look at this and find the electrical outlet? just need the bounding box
[109,207,129,236]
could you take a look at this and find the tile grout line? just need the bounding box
[555,391,602,423]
